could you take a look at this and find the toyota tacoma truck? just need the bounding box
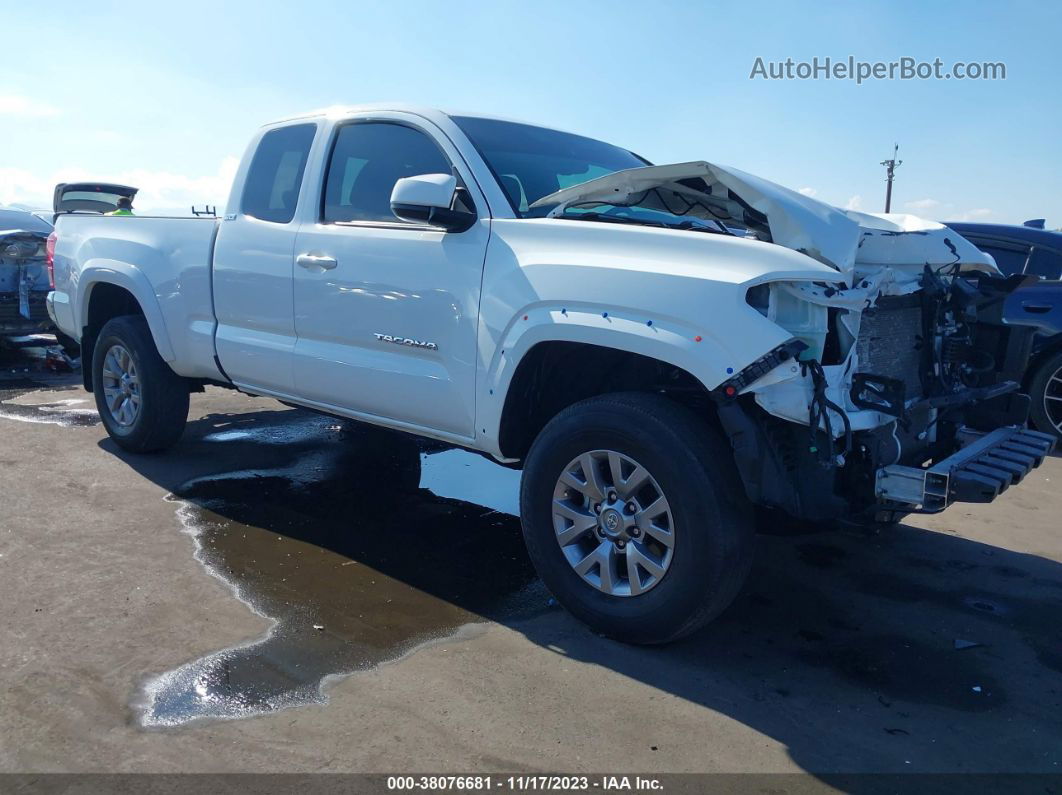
[48,105,1055,644]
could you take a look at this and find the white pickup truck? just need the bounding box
[48,105,1055,643]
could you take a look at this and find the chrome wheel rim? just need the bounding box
[101,344,141,428]
[1046,365,1062,436]
[552,449,674,597]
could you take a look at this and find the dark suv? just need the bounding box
[946,221,1062,440]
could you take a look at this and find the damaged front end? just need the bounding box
[722,256,1054,521]
[0,229,53,336]
[532,160,1055,520]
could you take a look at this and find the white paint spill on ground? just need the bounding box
[420,448,521,516]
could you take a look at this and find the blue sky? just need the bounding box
[2,0,1059,223]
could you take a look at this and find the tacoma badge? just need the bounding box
[373,333,438,351]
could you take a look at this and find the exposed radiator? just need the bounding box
[855,295,924,398]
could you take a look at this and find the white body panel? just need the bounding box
[287,111,493,439]
[49,103,993,459]
[50,215,223,381]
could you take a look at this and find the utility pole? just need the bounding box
[880,144,902,213]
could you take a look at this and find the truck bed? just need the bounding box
[51,215,223,380]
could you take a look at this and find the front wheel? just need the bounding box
[520,393,754,644]
[92,315,189,452]
[1028,349,1062,443]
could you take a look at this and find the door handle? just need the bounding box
[1021,302,1052,314]
[296,253,338,271]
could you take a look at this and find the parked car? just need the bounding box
[48,106,1054,643]
[0,208,54,338]
[945,221,1062,440]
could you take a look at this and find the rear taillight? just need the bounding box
[45,231,57,289]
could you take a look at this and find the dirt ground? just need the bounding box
[1,341,1061,787]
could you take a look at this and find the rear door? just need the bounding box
[290,115,490,438]
[213,123,318,393]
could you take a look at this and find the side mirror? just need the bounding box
[390,173,476,232]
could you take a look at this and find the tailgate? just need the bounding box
[53,182,138,215]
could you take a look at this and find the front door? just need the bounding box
[291,118,489,438]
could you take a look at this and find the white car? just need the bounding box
[48,105,1054,643]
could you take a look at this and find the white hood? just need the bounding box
[530,161,998,284]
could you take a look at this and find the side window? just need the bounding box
[969,238,1030,276]
[241,124,316,224]
[323,122,452,224]
[1025,247,1062,280]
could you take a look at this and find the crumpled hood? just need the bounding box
[530,161,998,284]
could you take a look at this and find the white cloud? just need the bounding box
[955,207,994,222]
[797,187,817,198]
[0,156,240,214]
[0,94,61,118]
[844,195,863,211]
[903,197,942,212]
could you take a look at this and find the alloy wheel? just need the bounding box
[100,343,141,428]
[551,449,674,597]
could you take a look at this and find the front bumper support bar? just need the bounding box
[875,426,1056,511]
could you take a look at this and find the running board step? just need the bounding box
[875,426,1056,511]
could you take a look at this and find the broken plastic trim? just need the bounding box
[713,339,807,399]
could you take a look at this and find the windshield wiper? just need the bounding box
[560,212,730,235]
[669,219,732,235]
[559,212,670,229]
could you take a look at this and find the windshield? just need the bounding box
[452,116,648,216]
[0,209,52,234]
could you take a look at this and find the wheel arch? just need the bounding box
[79,271,175,391]
[493,338,717,461]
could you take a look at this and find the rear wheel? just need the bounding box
[520,392,754,644]
[1028,349,1062,443]
[92,315,189,452]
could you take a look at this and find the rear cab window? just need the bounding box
[241,123,317,223]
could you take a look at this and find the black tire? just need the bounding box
[520,392,754,644]
[1028,349,1062,443]
[92,315,189,452]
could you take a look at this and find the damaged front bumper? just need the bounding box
[716,264,1046,522]
[876,426,1056,511]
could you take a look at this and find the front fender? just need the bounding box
[476,302,793,457]
[79,263,176,362]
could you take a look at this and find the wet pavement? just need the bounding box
[0,336,91,423]
[2,341,544,728]
[3,338,1062,778]
[140,420,544,727]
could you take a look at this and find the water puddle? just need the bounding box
[0,391,99,427]
[138,431,544,727]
